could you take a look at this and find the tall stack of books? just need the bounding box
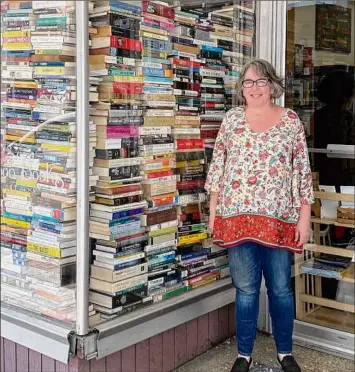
[88,0,152,320]
[23,0,80,323]
[0,0,86,324]
[139,0,186,302]
[169,8,212,290]
[200,50,226,164]
[0,0,36,314]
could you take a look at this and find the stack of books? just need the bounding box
[208,11,239,111]
[168,6,212,290]
[88,0,152,320]
[233,2,255,65]
[0,0,93,325]
[199,43,226,163]
[139,0,186,302]
[1,0,36,315]
[28,0,84,324]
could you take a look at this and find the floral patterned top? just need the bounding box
[205,106,314,253]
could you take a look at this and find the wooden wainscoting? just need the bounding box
[1,304,235,372]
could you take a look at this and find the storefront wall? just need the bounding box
[1,304,235,371]
[2,1,353,370]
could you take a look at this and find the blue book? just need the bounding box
[106,1,141,14]
[3,212,32,222]
[201,45,224,53]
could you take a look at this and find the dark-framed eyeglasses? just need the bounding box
[242,78,269,88]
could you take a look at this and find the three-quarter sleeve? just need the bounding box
[204,114,228,194]
[291,118,315,207]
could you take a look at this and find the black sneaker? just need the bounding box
[230,357,253,372]
[277,355,301,372]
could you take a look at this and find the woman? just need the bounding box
[205,59,314,372]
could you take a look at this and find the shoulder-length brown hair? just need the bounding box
[235,58,285,105]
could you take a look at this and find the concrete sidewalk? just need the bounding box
[174,332,354,372]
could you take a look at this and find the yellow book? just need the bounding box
[41,143,73,152]
[108,99,142,105]
[145,166,171,173]
[16,178,37,188]
[27,242,61,258]
[3,189,31,198]
[3,31,31,37]
[34,66,74,75]
[142,50,168,59]
[3,43,32,50]
[39,163,65,173]
[191,277,217,289]
[148,226,177,237]
[1,217,31,229]
[113,76,144,82]
[141,31,169,41]
[5,134,36,143]
[13,81,38,89]
[178,232,208,245]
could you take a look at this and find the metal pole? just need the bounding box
[75,0,90,336]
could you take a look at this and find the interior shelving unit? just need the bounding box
[295,191,355,334]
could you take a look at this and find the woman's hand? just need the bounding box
[208,192,219,235]
[295,205,311,247]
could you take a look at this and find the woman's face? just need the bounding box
[242,68,272,107]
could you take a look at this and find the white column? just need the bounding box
[75,0,90,336]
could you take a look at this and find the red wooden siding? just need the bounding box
[162,328,175,372]
[16,344,29,372]
[136,339,150,372]
[149,334,163,372]
[197,313,210,355]
[0,304,236,372]
[185,319,198,362]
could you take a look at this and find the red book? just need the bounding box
[142,0,175,20]
[176,139,204,150]
[171,57,202,68]
[201,129,219,139]
[3,57,31,62]
[112,82,143,94]
[146,170,174,179]
[110,36,142,52]
[177,180,205,190]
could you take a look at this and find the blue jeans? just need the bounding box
[228,242,294,356]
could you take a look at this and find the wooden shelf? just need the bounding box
[304,244,354,258]
[299,306,355,334]
[314,191,354,203]
[300,294,355,313]
[311,217,355,228]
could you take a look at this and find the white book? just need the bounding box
[340,186,355,208]
[319,185,338,219]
